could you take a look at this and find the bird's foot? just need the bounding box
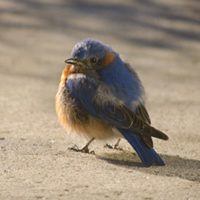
[68,145,95,154]
[104,143,123,151]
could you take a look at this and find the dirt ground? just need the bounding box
[0,0,200,199]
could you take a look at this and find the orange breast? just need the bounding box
[60,64,76,85]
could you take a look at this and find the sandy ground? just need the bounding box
[0,0,200,199]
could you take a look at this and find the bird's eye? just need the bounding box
[90,57,98,64]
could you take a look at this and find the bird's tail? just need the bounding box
[119,129,165,166]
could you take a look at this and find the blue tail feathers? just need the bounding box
[119,129,165,166]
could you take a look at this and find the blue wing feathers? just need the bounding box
[67,75,98,116]
[99,59,144,109]
[66,75,165,166]
[67,75,131,128]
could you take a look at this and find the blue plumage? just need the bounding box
[98,55,144,111]
[57,38,168,166]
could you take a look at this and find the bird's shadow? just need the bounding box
[97,151,200,182]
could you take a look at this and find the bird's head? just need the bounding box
[65,38,117,73]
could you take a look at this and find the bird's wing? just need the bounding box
[124,63,151,122]
[134,104,152,147]
[67,74,168,147]
[135,104,151,124]
[67,74,133,129]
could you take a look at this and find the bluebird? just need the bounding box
[56,38,168,166]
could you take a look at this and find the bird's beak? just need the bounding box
[65,58,78,65]
[65,58,91,70]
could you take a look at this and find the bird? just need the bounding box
[56,38,169,166]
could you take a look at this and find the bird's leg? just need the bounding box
[80,137,95,153]
[114,138,121,149]
[104,138,123,151]
[68,137,95,154]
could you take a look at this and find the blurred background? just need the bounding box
[0,0,200,199]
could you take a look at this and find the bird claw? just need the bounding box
[68,145,95,154]
[68,144,80,152]
[104,144,123,151]
[104,144,113,149]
